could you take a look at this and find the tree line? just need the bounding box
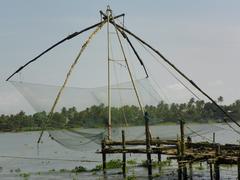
[1,97,240,132]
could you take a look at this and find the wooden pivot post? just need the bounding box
[101,139,106,174]
[214,144,221,180]
[122,130,126,178]
[144,112,152,178]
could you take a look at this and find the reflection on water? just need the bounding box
[0,123,239,179]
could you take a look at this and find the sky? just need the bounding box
[1,0,240,114]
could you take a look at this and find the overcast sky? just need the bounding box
[1,0,240,114]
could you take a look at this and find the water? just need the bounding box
[0,123,239,179]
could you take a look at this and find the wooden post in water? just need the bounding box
[209,162,213,180]
[144,112,152,178]
[156,137,161,163]
[101,139,106,174]
[122,130,126,178]
[214,144,221,180]
[189,162,193,180]
[213,132,215,143]
[237,157,240,180]
[177,140,182,180]
[180,120,187,179]
[156,136,162,173]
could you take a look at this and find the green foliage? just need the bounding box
[1,96,240,131]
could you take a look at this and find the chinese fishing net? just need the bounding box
[9,19,224,151]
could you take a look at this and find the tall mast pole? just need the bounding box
[107,6,112,140]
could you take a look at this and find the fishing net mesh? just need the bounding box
[11,78,163,150]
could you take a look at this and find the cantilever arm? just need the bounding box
[6,22,103,81]
[6,14,125,82]
[114,23,240,131]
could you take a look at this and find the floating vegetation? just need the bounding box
[19,172,30,178]
[127,159,137,165]
[48,169,56,172]
[72,166,87,173]
[15,168,21,173]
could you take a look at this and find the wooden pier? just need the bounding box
[99,119,240,179]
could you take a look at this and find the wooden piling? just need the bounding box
[213,132,215,143]
[101,139,106,174]
[238,156,240,180]
[144,112,152,177]
[122,130,126,178]
[209,162,213,180]
[189,162,193,180]
[180,120,185,156]
[156,137,161,162]
[177,142,182,180]
[180,120,187,179]
[214,144,221,180]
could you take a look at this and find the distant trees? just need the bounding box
[0,97,240,132]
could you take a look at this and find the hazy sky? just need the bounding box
[1,0,240,114]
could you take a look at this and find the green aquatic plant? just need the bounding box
[106,159,122,169]
[91,159,123,171]
[72,166,87,173]
[48,168,56,172]
[141,159,171,168]
[19,173,30,180]
[91,164,102,172]
[15,168,21,173]
[127,159,137,165]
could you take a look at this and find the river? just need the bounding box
[0,123,239,179]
